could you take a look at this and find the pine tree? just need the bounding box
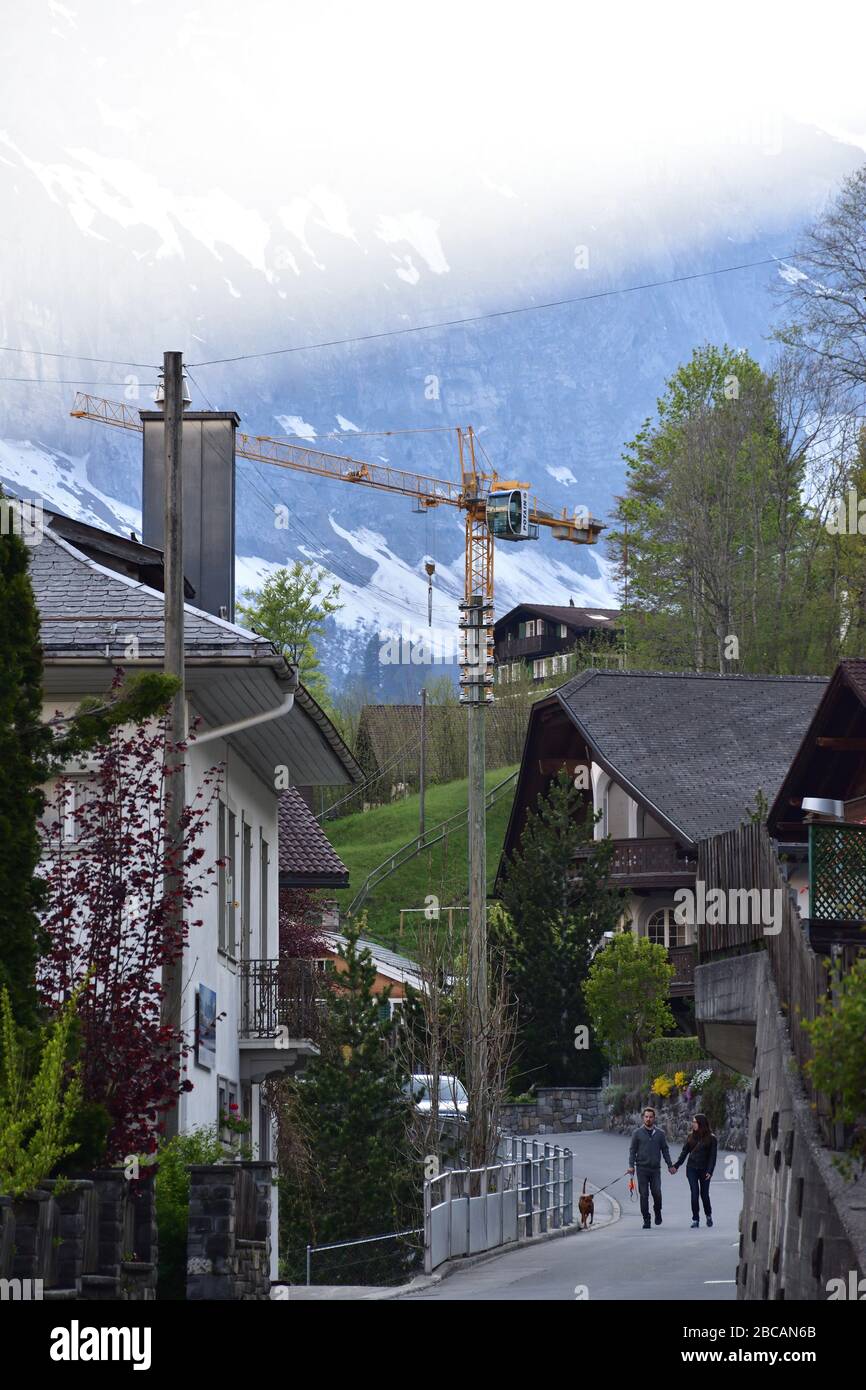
[494,769,622,1087]
[279,921,420,1284]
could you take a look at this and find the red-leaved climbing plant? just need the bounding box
[38,704,223,1164]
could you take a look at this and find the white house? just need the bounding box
[29,507,360,1270]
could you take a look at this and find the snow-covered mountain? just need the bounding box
[1,111,862,694]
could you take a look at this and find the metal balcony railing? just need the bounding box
[238,958,324,1042]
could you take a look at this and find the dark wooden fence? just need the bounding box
[697,822,834,1137]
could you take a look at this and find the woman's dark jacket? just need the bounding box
[674,1134,717,1175]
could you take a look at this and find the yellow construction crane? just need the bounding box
[70,386,603,1167]
[70,392,602,695]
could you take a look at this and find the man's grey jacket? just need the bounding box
[629,1125,672,1170]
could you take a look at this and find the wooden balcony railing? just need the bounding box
[667,943,697,995]
[574,837,696,882]
[239,958,324,1042]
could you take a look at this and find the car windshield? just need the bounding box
[405,1077,467,1105]
[438,1078,467,1105]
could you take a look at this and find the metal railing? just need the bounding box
[238,958,324,1041]
[346,769,518,918]
[423,1139,573,1273]
[305,1228,423,1286]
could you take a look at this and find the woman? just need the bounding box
[673,1113,717,1228]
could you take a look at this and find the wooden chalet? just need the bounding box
[497,669,827,1013]
[493,602,620,684]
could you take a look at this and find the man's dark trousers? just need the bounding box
[637,1166,662,1223]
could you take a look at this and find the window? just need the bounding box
[606,782,630,838]
[260,834,269,960]
[218,803,238,958]
[218,1075,240,1147]
[645,907,688,949]
[559,623,568,638]
[217,799,226,952]
[241,819,252,962]
[226,809,237,956]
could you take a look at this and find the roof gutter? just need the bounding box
[194,673,299,747]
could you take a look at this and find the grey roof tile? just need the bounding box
[557,668,828,844]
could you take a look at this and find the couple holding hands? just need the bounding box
[628,1106,717,1229]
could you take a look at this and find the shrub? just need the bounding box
[155,1125,224,1300]
[0,985,83,1198]
[645,1036,707,1069]
[602,1084,628,1115]
[804,955,866,1177]
[650,1074,673,1099]
[696,1071,740,1134]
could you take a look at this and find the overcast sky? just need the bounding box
[5,1,866,226]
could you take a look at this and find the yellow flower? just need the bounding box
[651,1074,672,1098]
[674,1071,686,1088]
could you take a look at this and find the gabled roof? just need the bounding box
[768,659,866,839]
[321,932,423,990]
[555,669,827,846]
[30,514,362,787]
[494,603,620,635]
[278,787,349,888]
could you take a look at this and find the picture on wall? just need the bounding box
[195,984,217,1069]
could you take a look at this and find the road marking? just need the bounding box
[705,1280,736,1284]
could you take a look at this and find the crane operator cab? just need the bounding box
[486,485,536,541]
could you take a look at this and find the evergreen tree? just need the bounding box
[0,506,55,1028]
[278,921,419,1284]
[494,769,622,1087]
[0,493,178,1030]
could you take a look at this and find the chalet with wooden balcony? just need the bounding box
[493,603,620,684]
[497,669,827,1014]
[768,658,866,960]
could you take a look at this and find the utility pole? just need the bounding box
[418,686,427,839]
[161,350,186,1139]
[461,591,491,1171]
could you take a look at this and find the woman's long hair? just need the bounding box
[687,1112,714,1148]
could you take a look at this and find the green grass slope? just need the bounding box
[323,766,518,952]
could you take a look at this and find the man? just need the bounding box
[628,1106,675,1229]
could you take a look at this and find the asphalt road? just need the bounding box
[400,1128,742,1301]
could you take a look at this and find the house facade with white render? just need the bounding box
[30,509,360,1208]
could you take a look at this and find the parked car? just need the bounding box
[404,1074,469,1121]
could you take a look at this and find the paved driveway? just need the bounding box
[400,1128,741,1301]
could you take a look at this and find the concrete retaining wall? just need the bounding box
[697,953,866,1301]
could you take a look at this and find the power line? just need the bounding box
[0,345,158,369]
[188,254,790,367]
[0,376,159,387]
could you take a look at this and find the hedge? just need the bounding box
[645,1035,708,1068]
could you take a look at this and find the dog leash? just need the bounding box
[588,1171,631,1196]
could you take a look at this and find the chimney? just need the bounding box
[140,408,240,623]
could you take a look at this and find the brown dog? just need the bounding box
[578,1178,594,1228]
